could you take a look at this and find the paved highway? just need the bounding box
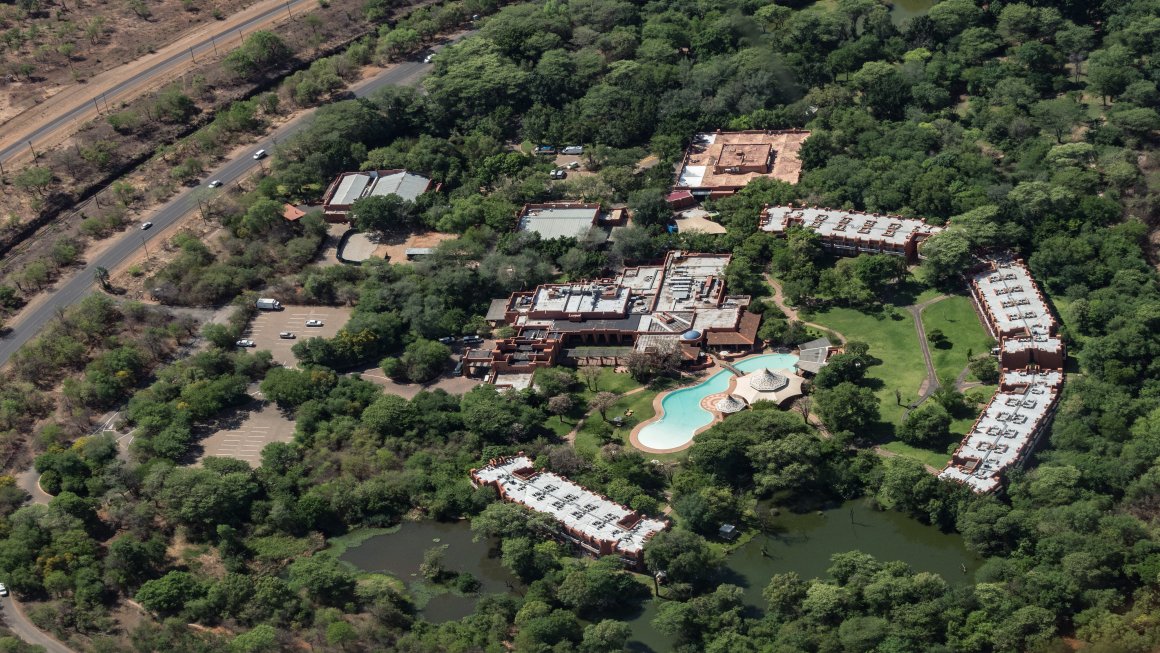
[0,55,439,367]
[0,0,314,168]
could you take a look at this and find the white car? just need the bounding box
[305,319,324,327]
[235,339,255,347]
[423,53,435,64]
[207,180,223,188]
[279,332,296,339]
[253,149,267,160]
[0,583,9,597]
[140,222,153,230]
[562,145,583,155]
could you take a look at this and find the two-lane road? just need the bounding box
[0,55,440,368]
[0,0,315,169]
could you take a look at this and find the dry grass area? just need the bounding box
[377,230,456,263]
[0,0,264,123]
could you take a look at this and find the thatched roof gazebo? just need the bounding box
[715,394,748,414]
[733,368,805,406]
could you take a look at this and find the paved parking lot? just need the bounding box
[198,399,295,467]
[245,305,351,367]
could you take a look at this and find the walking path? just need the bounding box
[763,274,847,344]
[903,294,948,412]
[874,445,942,474]
[563,386,647,445]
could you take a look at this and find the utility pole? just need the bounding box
[189,46,196,63]
[285,0,292,19]
[27,140,37,160]
[141,234,149,257]
[211,37,218,56]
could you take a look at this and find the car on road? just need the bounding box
[279,332,296,339]
[550,168,567,180]
[207,180,223,188]
[0,583,7,597]
[236,339,255,347]
[253,149,267,160]
[305,319,324,327]
[438,336,456,344]
[462,335,484,345]
[423,53,435,63]
[140,222,153,230]
[562,145,583,155]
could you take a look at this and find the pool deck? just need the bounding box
[629,353,769,454]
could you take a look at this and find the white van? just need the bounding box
[253,149,267,160]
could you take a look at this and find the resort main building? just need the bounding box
[473,251,761,388]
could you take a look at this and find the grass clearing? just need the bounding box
[541,367,644,438]
[809,306,926,426]
[574,389,659,456]
[922,296,995,381]
[881,441,951,469]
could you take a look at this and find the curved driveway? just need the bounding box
[0,54,439,368]
[0,0,313,168]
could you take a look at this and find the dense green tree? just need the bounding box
[814,382,880,434]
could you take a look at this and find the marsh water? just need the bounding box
[339,498,982,646]
[338,520,515,623]
[623,498,983,651]
[890,0,936,25]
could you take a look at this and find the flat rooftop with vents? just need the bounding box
[471,455,668,565]
[969,254,1056,339]
[760,205,943,261]
[940,369,1062,493]
[675,130,810,198]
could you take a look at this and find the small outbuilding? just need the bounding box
[718,523,739,541]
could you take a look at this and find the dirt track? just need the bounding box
[0,0,313,170]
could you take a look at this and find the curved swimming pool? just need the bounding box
[635,353,799,451]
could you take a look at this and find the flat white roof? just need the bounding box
[1002,336,1063,353]
[531,283,630,315]
[473,456,666,555]
[761,206,942,247]
[518,206,600,240]
[972,256,1055,337]
[940,370,1059,492]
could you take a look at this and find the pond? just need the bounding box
[338,520,516,623]
[890,0,935,25]
[636,353,800,450]
[624,498,983,652]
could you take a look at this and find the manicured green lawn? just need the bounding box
[921,296,995,382]
[574,389,658,456]
[809,306,926,426]
[881,441,951,470]
[541,367,644,438]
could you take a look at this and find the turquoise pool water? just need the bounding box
[636,353,799,450]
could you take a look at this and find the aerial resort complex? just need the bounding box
[0,1,1149,649]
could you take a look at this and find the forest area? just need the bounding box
[1,0,1160,651]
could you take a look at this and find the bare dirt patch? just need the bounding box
[376,230,456,263]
